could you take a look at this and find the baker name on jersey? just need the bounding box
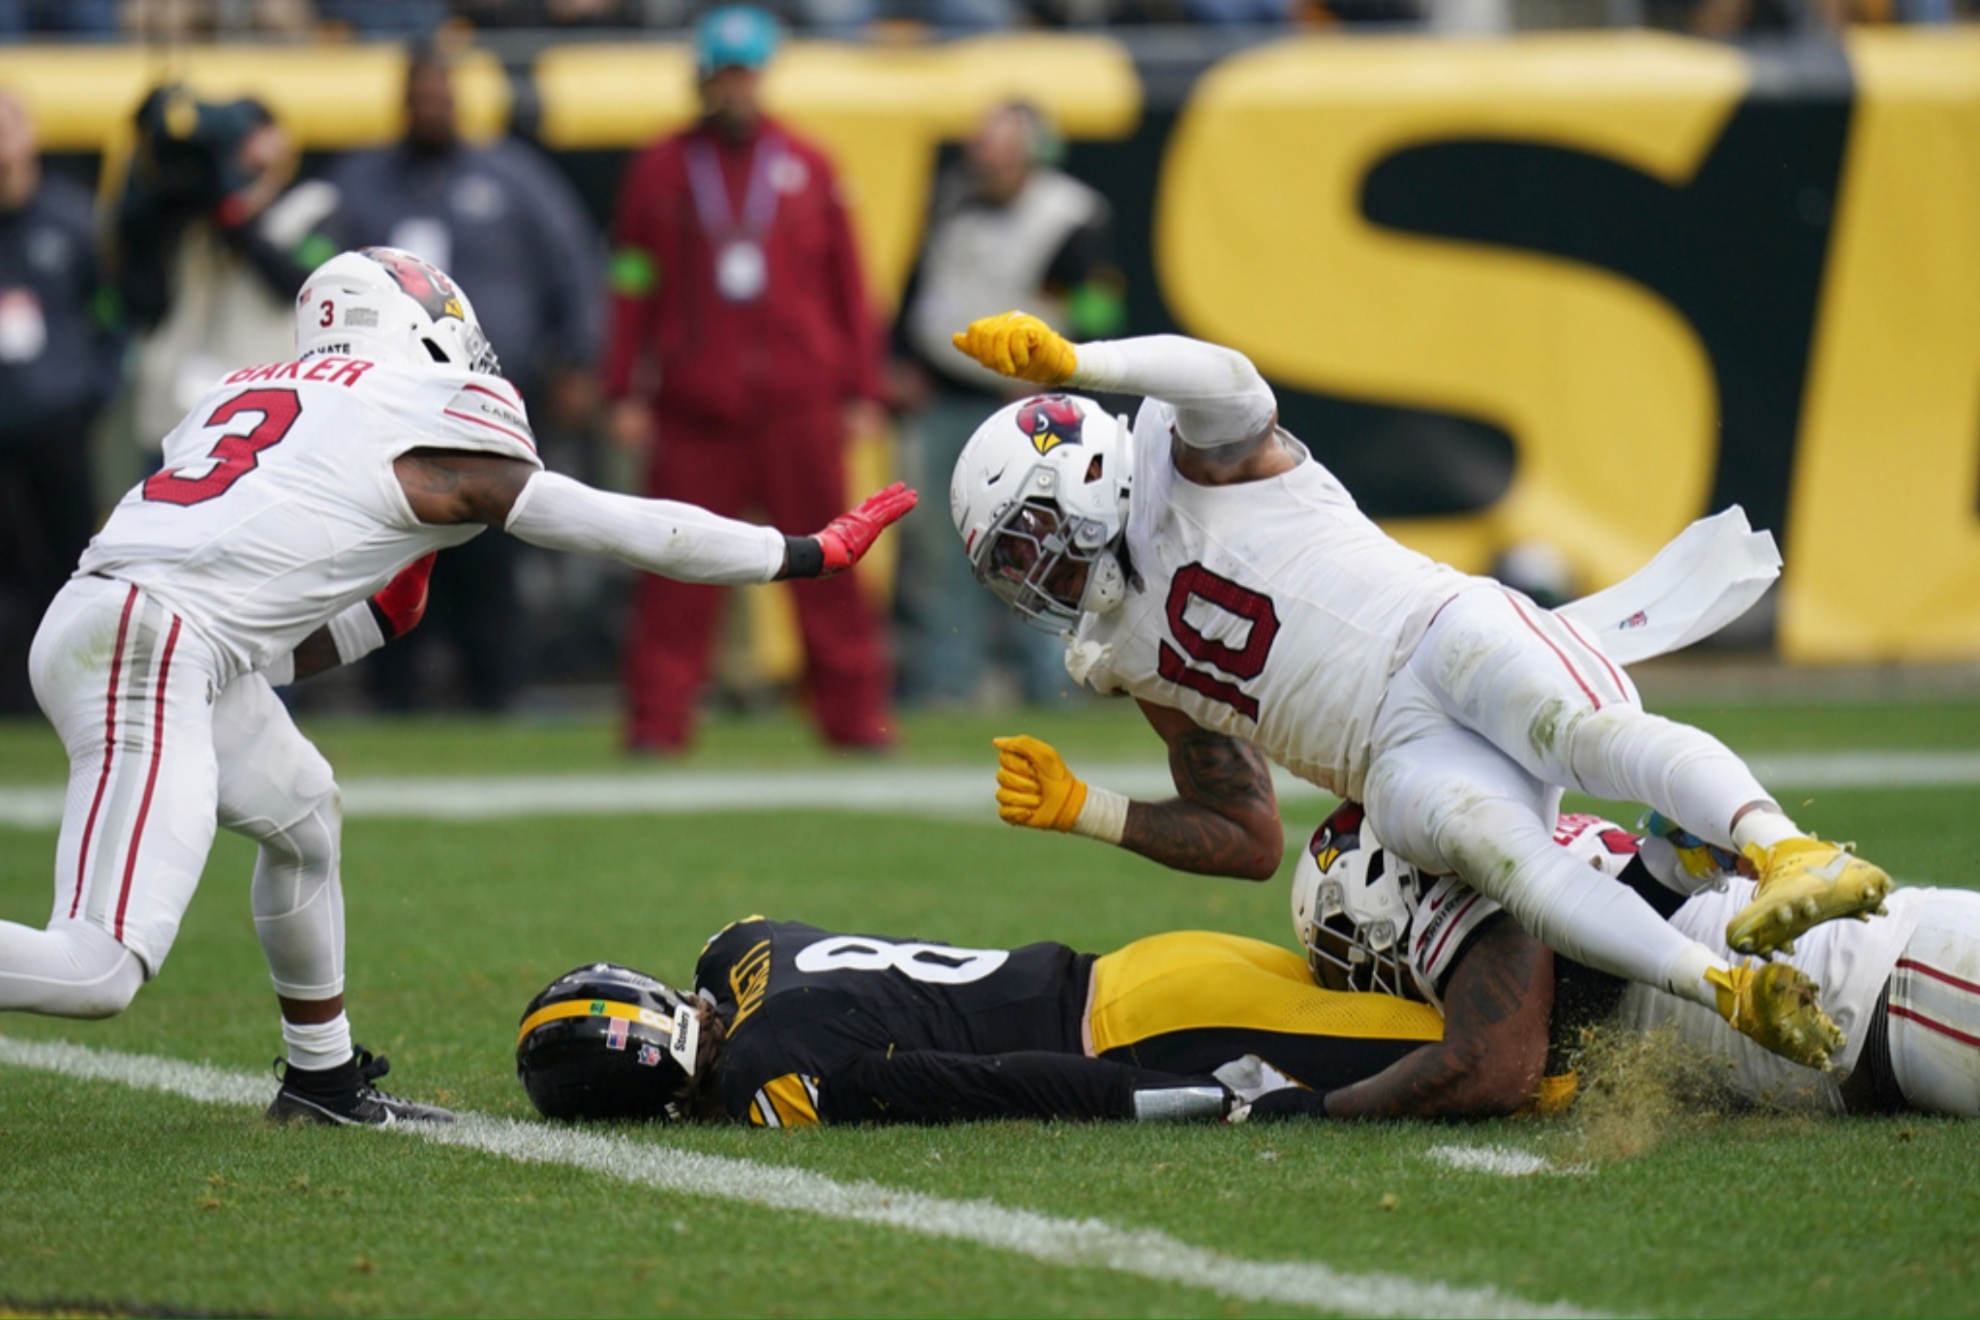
[223,355,377,389]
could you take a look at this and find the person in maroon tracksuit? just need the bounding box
[602,5,893,752]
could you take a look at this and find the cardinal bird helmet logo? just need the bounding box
[1015,394,1085,456]
[361,247,467,322]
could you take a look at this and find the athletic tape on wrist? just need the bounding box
[1070,785,1128,845]
[326,600,388,665]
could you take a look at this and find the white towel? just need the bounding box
[1553,506,1781,667]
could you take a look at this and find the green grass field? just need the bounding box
[2,697,1978,1318]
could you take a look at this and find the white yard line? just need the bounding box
[0,1034,1607,1320]
[1427,1144,1586,1178]
[0,749,1975,829]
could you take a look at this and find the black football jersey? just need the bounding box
[694,917,1099,1126]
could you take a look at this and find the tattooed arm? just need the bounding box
[1122,699,1284,881]
[1320,915,1553,1120]
[393,449,537,527]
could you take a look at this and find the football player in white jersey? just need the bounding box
[1293,807,1980,1118]
[1,247,915,1125]
[944,310,1887,1073]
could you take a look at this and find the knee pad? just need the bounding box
[250,790,345,1001]
[0,921,146,1018]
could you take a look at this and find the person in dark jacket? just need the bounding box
[602,5,894,753]
[328,47,605,712]
[0,91,121,712]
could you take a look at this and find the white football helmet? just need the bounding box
[295,247,501,376]
[1292,803,1518,1013]
[1290,803,1434,1005]
[950,392,1132,631]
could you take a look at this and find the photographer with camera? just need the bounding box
[115,85,341,453]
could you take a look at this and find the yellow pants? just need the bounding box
[1088,931,1445,1090]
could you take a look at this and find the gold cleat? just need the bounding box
[1725,837,1892,958]
[1706,962,1844,1072]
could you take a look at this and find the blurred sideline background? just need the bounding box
[0,3,1976,739]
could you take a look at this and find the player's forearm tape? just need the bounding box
[1070,785,1128,844]
[504,470,784,585]
[327,599,387,664]
[1131,1085,1230,1122]
[1070,337,1277,450]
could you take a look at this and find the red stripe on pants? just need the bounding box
[113,615,181,941]
[1899,957,1980,999]
[70,585,139,920]
[1555,612,1629,704]
[1890,1003,1980,1051]
[1504,591,1602,710]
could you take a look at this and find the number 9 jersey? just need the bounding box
[1066,392,1472,800]
[77,353,541,681]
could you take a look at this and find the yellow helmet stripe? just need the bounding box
[516,997,673,1049]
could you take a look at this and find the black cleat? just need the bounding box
[266,1046,457,1126]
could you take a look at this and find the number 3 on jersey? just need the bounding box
[143,388,302,507]
[1158,562,1280,721]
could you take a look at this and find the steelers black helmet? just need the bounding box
[516,963,703,1122]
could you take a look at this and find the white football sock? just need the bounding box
[1731,809,1805,854]
[282,1011,354,1073]
[1665,943,1729,1011]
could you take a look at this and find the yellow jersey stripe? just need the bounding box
[760,1073,820,1128]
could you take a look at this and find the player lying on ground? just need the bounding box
[0,247,915,1126]
[514,908,1557,1127]
[946,310,1889,1071]
[516,804,1978,1128]
[1296,804,1980,1116]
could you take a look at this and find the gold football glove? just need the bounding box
[952,311,1078,386]
[992,734,1088,831]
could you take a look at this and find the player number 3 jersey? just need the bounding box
[78,355,542,679]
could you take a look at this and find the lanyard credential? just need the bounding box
[686,136,781,303]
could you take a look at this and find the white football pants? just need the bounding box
[0,576,345,1018]
[1887,890,1980,1117]
[1364,585,1773,1003]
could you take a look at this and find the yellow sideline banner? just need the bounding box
[1786,34,1980,663]
[0,45,512,150]
[1158,31,1980,665]
[1159,34,1740,596]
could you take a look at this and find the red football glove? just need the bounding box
[814,483,918,576]
[371,552,437,638]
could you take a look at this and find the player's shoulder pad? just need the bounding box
[431,370,542,468]
[695,915,776,1010]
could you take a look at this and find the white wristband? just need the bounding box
[326,600,388,665]
[1070,785,1129,845]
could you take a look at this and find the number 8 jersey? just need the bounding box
[1066,393,1473,800]
[78,354,541,680]
[694,916,1094,1126]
